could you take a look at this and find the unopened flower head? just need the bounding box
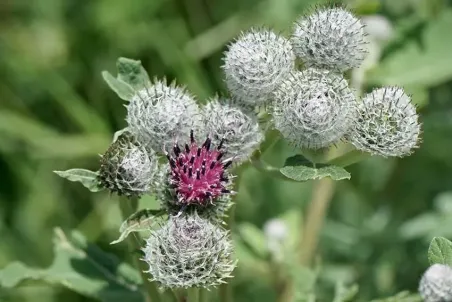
[98,132,158,197]
[164,130,233,207]
[348,87,421,157]
[272,68,356,149]
[419,264,452,302]
[202,97,264,163]
[142,212,236,288]
[222,28,295,106]
[126,79,202,152]
[292,6,366,72]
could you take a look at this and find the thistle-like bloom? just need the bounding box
[202,97,264,163]
[98,132,158,197]
[165,130,232,206]
[292,6,366,72]
[126,79,202,152]
[155,164,233,222]
[142,212,236,288]
[272,68,356,149]
[222,28,295,106]
[419,264,452,302]
[348,87,421,157]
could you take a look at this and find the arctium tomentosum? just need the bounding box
[165,130,233,206]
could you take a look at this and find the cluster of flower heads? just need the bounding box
[97,65,266,287]
[91,2,423,292]
[222,4,421,156]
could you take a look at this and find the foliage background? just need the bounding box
[1,0,452,301]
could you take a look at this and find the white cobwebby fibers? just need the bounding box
[126,80,203,152]
[272,68,356,149]
[223,28,295,106]
[348,87,420,157]
[292,7,366,71]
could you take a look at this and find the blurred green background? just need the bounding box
[1,0,452,301]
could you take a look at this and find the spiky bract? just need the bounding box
[98,132,158,197]
[348,87,420,157]
[202,97,264,163]
[222,28,295,106]
[126,79,202,152]
[142,212,236,288]
[272,68,356,149]
[291,6,366,72]
[419,264,452,302]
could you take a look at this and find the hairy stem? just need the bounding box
[119,197,162,302]
[187,287,200,302]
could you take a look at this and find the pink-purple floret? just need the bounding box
[166,130,231,205]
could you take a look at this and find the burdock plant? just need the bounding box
[1,3,429,302]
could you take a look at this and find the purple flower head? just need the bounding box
[165,130,232,206]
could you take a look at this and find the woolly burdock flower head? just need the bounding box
[272,68,356,149]
[222,28,295,106]
[142,212,236,288]
[348,87,421,157]
[202,97,263,163]
[292,6,366,72]
[98,131,158,197]
[165,130,233,207]
[155,164,233,223]
[419,264,452,302]
[126,79,202,152]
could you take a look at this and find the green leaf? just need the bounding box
[111,208,166,245]
[290,265,317,302]
[280,155,351,182]
[278,209,303,252]
[116,57,151,90]
[102,71,135,101]
[370,291,422,302]
[238,223,268,259]
[232,234,271,282]
[0,228,144,302]
[428,236,452,265]
[333,282,358,302]
[369,9,452,87]
[54,169,103,192]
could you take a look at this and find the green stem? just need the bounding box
[199,288,208,302]
[119,197,162,302]
[173,288,186,302]
[250,156,290,181]
[219,130,281,302]
[161,289,178,302]
[187,287,200,302]
[327,149,371,167]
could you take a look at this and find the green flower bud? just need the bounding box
[98,132,158,197]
